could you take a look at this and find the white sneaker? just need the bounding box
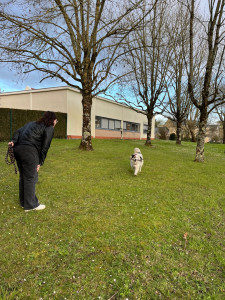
[25,204,46,212]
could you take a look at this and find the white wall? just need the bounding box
[67,89,83,137]
[93,96,155,139]
[0,87,155,139]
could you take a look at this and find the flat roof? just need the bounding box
[0,85,143,112]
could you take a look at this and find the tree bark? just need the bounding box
[195,109,208,162]
[176,120,182,145]
[190,128,196,142]
[223,119,225,144]
[79,91,93,151]
[145,112,153,146]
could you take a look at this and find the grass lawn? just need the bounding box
[0,139,224,299]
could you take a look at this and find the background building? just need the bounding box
[0,86,155,140]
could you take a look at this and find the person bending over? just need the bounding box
[8,111,58,212]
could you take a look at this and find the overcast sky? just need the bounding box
[0,0,209,94]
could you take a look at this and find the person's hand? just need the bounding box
[8,141,14,147]
[37,165,40,172]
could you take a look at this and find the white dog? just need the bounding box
[130,148,144,176]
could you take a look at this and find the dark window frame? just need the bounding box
[95,116,121,131]
[123,121,140,133]
[143,124,148,134]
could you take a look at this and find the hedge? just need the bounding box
[0,108,67,141]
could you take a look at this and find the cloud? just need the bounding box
[0,65,66,92]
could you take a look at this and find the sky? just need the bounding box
[0,0,210,94]
[0,67,66,93]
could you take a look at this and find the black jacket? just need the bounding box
[12,121,54,165]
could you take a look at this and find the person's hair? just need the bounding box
[36,111,57,127]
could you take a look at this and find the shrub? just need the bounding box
[169,133,176,140]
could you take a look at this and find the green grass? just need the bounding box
[0,139,224,299]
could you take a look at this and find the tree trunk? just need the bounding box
[79,91,93,151]
[145,113,153,146]
[176,120,182,145]
[195,109,208,162]
[223,119,225,144]
[190,128,196,142]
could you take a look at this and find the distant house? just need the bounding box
[0,86,155,140]
[163,119,222,143]
[164,120,176,136]
[205,124,221,143]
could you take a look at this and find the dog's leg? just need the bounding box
[134,166,138,176]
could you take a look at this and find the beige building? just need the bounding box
[0,86,155,140]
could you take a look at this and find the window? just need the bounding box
[123,121,140,132]
[143,124,148,134]
[109,119,115,129]
[95,116,121,130]
[95,116,101,128]
[96,117,140,132]
[101,118,108,129]
[126,122,131,131]
[115,120,121,130]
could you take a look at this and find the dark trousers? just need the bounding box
[13,145,39,210]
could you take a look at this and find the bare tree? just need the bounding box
[215,103,225,143]
[184,102,199,142]
[187,0,225,161]
[0,0,156,150]
[107,0,171,146]
[163,2,191,144]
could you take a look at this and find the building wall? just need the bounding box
[123,131,141,139]
[95,129,122,139]
[95,129,142,140]
[0,88,68,112]
[31,89,67,112]
[0,92,31,110]
[67,89,83,137]
[0,86,155,140]
[93,96,154,140]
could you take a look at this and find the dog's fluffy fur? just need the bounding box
[130,148,144,176]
